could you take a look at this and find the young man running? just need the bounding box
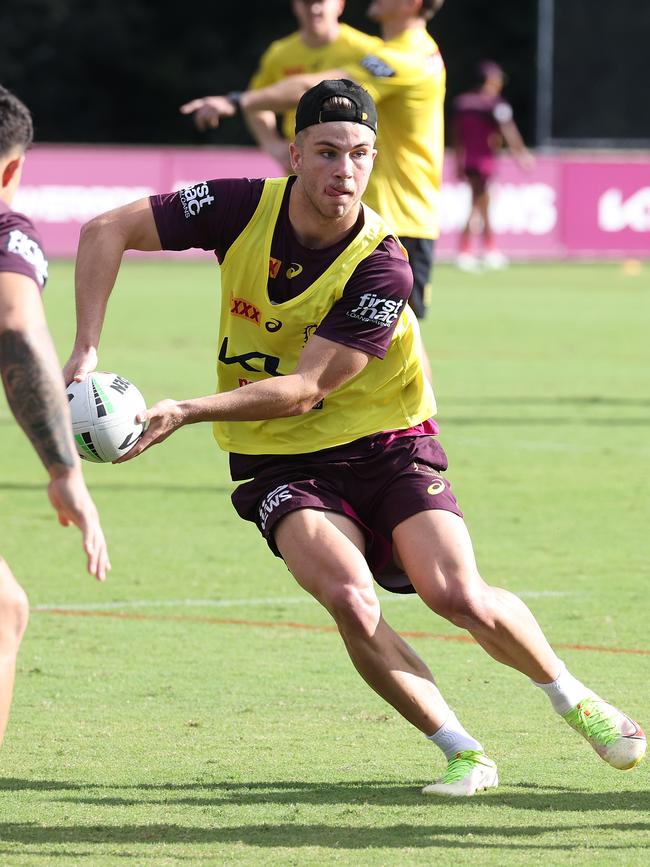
[66,81,644,796]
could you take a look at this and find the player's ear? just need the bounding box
[289,141,301,174]
[2,155,24,191]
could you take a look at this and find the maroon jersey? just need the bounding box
[0,201,48,290]
[453,91,514,177]
[150,177,413,359]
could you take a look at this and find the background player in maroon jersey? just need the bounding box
[452,60,535,271]
[0,85,110,748]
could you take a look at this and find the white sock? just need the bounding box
[427,711,483,760]
[532,662,592,715]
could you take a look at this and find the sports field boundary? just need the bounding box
[31,606,650,656]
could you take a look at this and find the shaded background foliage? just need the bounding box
[0,0,646,147]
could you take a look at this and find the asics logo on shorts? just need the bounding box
[413,462,446,496]
[259,484,292,530]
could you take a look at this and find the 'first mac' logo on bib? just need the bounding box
[347,293,404,327]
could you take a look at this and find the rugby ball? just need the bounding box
[67,372,146,463]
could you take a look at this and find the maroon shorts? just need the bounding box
[463,163,494,192]
[230,435,463,594]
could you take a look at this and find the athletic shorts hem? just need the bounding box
[230,435,463,594]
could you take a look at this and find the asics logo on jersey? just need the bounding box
[7,230,48,287]
[286,262,303,279]
[259,484,292,530]
[265,318,283,333]
[360,55,396,79]
[347,294,404,327]
[179,182,215,218]
[303,324,317,344]
[427,479,446,496]
[230,297,261,325]
[269,257,282,278]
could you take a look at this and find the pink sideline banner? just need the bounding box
[562,158,650,255]
[17,144,650,260]
[17,144,281,258]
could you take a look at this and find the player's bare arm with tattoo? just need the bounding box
[0,81,109,752]
[0,272,110,581]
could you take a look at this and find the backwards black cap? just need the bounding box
[295,79,378,136]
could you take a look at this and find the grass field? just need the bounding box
[0,260,648,865]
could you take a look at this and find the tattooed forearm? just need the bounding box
[0,328,77,469]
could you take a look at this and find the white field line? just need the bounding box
[31,590,578,613]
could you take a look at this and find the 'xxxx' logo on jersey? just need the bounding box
[269,257,282,279]
[230,297,261,325]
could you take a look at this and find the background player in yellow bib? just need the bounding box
[67,81,645,797]
[244,1,376,173]
[181,0,446,329]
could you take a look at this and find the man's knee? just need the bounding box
[322,581,380,639]
[426,576,495,631]
[0,558,29,645]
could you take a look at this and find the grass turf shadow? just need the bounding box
[2,777,649,812]
[0,819,648,851]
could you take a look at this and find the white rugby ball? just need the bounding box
[67,372,146,463]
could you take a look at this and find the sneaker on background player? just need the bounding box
[456,239,482,273]
[482,247,509,269]
[456,251,482,273]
